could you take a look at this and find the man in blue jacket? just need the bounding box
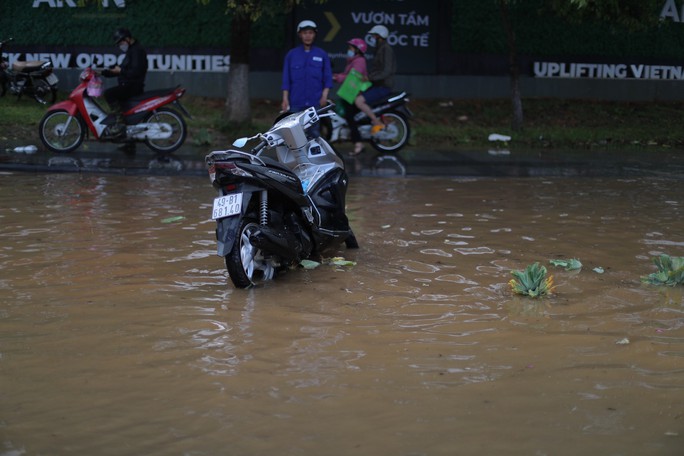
[281,20,333,115]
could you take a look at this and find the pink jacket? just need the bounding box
[333,55,367,84]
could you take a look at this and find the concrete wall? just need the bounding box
[54,68,684,102]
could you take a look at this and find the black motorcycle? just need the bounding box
[1,38,59,104]
[205,104,358,288]
[323,91,413,153]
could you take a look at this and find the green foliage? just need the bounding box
[549,0,664,30]
[0,0,285,48]
[192,128,213,146]
[641,254,684,286]
[451,0,684,59]
[509,262,555,298]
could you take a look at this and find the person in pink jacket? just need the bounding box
[333,38,369,155]
[333,38,368,84]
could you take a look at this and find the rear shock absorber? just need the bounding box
[259,190,268,226]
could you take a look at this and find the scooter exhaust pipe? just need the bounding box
[249,226,303,261]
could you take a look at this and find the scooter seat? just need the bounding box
[373,91,409,106]
[126,86,180,103]
[259,155,300,176]
[12,60,48,72]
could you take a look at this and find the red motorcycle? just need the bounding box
[39,67,191,153]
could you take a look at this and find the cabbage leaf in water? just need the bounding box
[641,254,684,286]
[299,257,356,270]
[549,258,582,271]
[509,262,555,298]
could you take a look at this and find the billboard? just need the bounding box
[292,1,438,74]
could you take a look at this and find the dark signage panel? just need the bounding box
[294,0,438,75]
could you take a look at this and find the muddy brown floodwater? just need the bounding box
[1,172,683,455]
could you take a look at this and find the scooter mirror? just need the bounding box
[232,137,249,148]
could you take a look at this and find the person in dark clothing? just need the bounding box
[347,25,397,156]
[102,27,147,137]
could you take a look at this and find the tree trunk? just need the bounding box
[224,11,251,124]
[498,0,523,131]
[224,63,251,123]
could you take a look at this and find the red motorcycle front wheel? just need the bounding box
[39,110,86,153]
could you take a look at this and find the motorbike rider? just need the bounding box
[102,27,148,137]
[348,24,397,156]
[333,38,368,85]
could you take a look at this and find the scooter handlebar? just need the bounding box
[251,138,269,155]
[317,102,335,116]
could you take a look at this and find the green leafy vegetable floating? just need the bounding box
[549,258,582,271]
[330,257,356,267]
[299,257,356,270]
[300,260,321,270]
[509,262,555,298]
[641,254,684,286]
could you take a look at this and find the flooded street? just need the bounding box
[1,172,683,455]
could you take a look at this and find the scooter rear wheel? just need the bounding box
[32,78,57,105]
[144,107,187,153]
[370,111,410,153]
[39,110,86,153]
[225,216,276,288]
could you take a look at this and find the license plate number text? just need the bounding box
[212,193,242,220]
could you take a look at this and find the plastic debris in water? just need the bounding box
[615,337,630,345]
[488,133,511,142]
[161,216,185,223]
[7,145,38,154]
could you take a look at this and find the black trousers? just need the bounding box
[104,84,143,111]
[341,100,362,142]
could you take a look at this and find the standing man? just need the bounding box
[281,20,333,114]
[102,27,148,137]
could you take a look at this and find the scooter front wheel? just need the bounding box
[39,110,85,153]
[370,111,410,153]
[144,107,187,153]
[225,216,276,288]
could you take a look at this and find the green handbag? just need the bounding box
[336,69,372,104]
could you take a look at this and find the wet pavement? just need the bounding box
[2,140,684,178]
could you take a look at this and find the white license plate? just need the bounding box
[212,192,242,220]
[46,73,58,85]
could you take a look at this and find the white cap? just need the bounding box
[297,20,317,32]
[368,25,389,39]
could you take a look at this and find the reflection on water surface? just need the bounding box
[0,173,682,455]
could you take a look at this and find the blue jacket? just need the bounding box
[282,45,333,112]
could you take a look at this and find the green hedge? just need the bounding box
[0,0,284,48]
[451,0,684,59]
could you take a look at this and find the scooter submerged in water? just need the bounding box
[205,104,358,288]
[323,91,412,153]
[39,67,190,154]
